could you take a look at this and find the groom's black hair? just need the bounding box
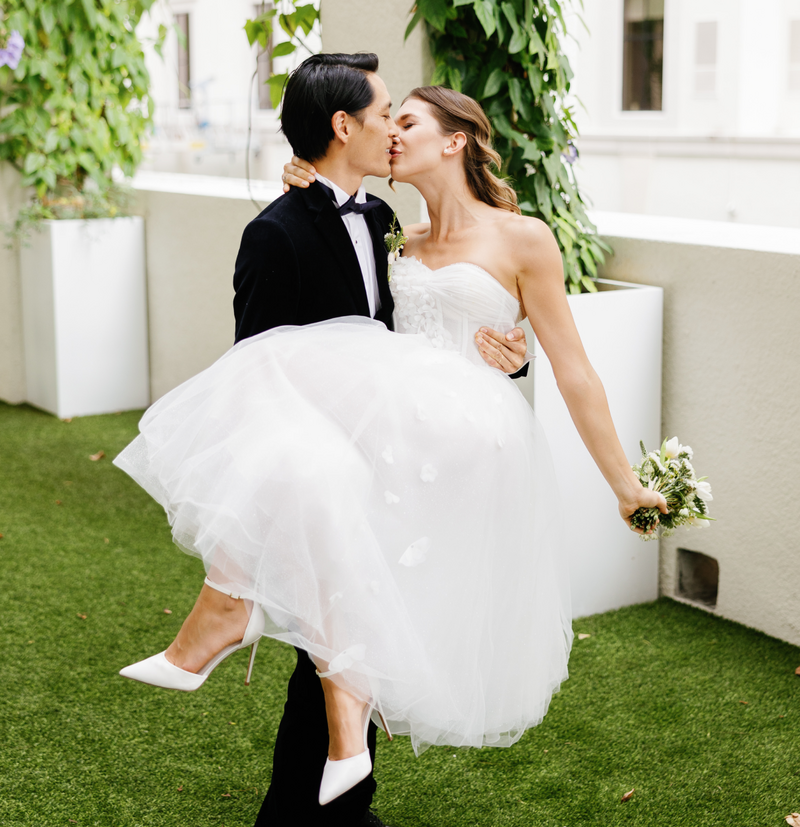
[281,52,380,162]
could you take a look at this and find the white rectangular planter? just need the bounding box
[20,217,149,419]
[514,279,664,618]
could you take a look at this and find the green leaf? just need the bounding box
[80,0,98,27]
[533,173,552,222]
[542,152,560,186]
[501,2,527,52]
[244,20,263,47]
[528,27,546,58]
[293,3,319,36]
[268,72,289,110]
[39,5,56,34]
[23,152,47,174]
[527,64,543,97]
[482,67,506,99]
[454,0,475,5]
[404,7,424,40]
[508,77,524,112]
[431,62,449,86]
[474,0,497,37]
[418,0,450,32]
[509,26,527,53]
[447,66,463,92]
[271,41,296,58]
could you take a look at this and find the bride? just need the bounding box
[115,83,665,806]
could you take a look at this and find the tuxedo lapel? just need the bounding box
[365,207,394,320]
[301,183,370,316]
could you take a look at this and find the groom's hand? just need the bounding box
[282,156,317,192]
[475,327,529,374]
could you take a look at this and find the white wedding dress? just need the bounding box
[115,255,573,754]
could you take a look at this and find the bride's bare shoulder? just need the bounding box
[403,222,430,239]
[497,213,561,275]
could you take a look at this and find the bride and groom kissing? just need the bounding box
[116,49,665,827]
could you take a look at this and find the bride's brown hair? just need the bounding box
[404,85,520,215]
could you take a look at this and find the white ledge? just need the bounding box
[590,211,800,257]
[131,170,283,204]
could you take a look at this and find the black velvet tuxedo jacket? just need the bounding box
[233,181,395,344]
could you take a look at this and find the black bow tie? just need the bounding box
[316,180,382,217]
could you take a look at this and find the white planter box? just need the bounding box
[514,278,664,618]
[20,217,149,419]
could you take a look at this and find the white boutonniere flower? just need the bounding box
[384,212,408,283]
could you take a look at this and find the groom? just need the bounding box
[233,53,528,827]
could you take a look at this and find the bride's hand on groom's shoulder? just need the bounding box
[282,156,317,192]
[475,327,529,374]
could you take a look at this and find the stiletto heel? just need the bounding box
[245,640,259,686]
[375,709,393,742]
[119,577,265,691]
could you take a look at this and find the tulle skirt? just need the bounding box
[115,317,572,754]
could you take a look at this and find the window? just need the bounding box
[254,4,274,110]
[790,20,800,92]
[694,21,717,97]
[622,0,664,111]
[176,12,191,109]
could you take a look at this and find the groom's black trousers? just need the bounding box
[254,647,378,826]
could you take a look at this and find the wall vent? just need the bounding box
[677,548,719,609]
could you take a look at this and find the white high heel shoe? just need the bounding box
[119,578,265,691]
[317,668,393,806]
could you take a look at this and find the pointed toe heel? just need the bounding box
[319,749,373,806]
[119,578,265,692]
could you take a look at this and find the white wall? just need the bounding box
[0,163,27,405]
[131,171,280,401]
[595,211,800,646]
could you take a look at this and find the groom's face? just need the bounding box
[345,73,397,179]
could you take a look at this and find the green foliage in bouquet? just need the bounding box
[0,0,160,239]
[630,437,714,540]
[407,0,611,294]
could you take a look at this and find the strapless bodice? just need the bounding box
[390,256,523,367]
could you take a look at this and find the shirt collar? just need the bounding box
[315,173,367,208]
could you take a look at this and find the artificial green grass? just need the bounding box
[0,400,798,827]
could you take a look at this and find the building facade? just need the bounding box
[136,0,320,181]
[567,0,800,227]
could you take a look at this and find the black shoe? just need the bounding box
[359,811,393,827]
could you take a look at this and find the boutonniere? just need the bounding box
[384,213,408,282]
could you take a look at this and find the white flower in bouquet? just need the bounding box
[630,437,714,540]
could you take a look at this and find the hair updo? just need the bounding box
[405,85,520,215]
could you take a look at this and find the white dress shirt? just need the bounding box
[315,173,380,318]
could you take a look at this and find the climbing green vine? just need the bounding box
[408,0,609,293]
[0,1,163,240]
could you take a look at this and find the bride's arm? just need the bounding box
[514,219,667,531]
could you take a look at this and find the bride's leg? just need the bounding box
[318,673,370,760]
[164,582,250,672]
[163,550,252,673]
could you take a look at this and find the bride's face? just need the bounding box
[390,98,451,183]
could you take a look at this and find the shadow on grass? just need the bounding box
[1,402,798,826]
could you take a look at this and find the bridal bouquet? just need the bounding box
[630,437,713,540]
